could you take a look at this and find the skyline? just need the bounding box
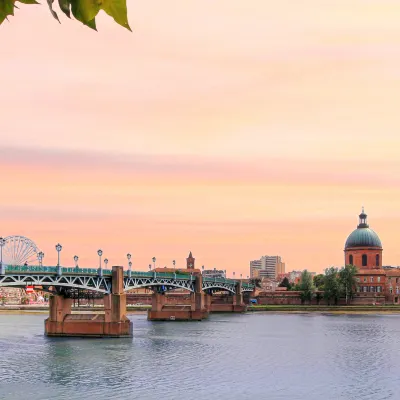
[2,0,400,273]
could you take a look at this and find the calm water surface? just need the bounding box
[1,312,400,400]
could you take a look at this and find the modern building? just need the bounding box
[250,255,285,279]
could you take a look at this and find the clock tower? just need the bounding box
[186,252,195,270]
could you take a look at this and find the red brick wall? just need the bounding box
[345,247,382,269]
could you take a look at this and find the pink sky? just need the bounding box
[1,0,400,275]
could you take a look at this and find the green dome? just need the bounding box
[345,228,382,249]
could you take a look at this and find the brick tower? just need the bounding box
[186,252,195,270]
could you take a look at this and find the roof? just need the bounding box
[345,228,382,249]
[356,269,386,275]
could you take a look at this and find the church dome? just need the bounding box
[344,208,382,249]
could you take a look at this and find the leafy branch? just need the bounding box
[0,0,131,30]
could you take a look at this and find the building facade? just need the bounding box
[250,255,285,279]
[344,209,385,298]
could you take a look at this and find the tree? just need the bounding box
[297,270,315,305]
[0,0,130,30]
[278,277,292,290]
[313,274,325,290]
[249,278,262,288]
[324,267,341,305]
[339,264,358,305]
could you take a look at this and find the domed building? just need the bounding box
[344,208,383,269]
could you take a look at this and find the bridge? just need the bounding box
[0,265,255,337]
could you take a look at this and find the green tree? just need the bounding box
[339,264,358,305]
[249,278,262,288]
[0,0,130,30]
[313,274,325,290]
[323,267,341,305]
[278,277,292,290]
[297,270,315,305]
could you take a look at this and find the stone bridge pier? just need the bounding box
[208,281,247,313]
[148,273,209,321]
[45,266,132,337]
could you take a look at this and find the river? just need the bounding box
[0,312,400,400]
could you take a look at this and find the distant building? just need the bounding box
[250,255,285,279]
[202,268,225,279]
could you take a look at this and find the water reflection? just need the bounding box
[1,313,400,400]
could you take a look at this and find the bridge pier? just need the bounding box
[45,266,132,337]
[148,273,209,321]
[209,281,247,313]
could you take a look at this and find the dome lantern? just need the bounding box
[358,206,369,228]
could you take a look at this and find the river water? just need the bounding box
[1,312,400,400]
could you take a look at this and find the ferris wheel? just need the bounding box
[1,236,40,266]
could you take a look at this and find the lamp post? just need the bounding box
[152,257,156,269]
[0,237,5,275]
[38,251,44,268]
[127,253,132,277]
[55,243,62,276]
[97,249,103,276]
[74,255,79,270]
[55,244,62,266]
[173,260,176,270]
[104,258,109,270]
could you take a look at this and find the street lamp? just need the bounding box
[73,255,79,267]
[38,251,44,267]
[173,260,176,269]
[97,249,103,268]
[104,258,109,270]
[128,261,132,272]
[0,237,5,275]
[127,253,131,262]
[55,244,62,266]
[97,249,103,276]
[152,257,156,269]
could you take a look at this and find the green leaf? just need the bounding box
[58,0,70,18]
[0,0,15,25]
[17,0,39,4]
[70,0,99,30]
[46,0,60,22]
[98,0,130,31]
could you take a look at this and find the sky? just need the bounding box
[1,0,400,275]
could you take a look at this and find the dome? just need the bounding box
[345,228,382,249]
[344,208,382,249]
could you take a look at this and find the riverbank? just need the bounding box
[0,305,151,314]
[2,304,400,315]
[247,305,400,314]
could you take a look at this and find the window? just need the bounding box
[397,278,399,284]
[363,277,367,283]
[371,286,375,292]
[363,286,367,292]
[390,287,393,294]
[370,277,374,283]
[356,277,360,282]
[396,286,399,295]
[376,254,380,267]
[377,286,381,293]
[377,277,381,283]
[349,255,353,265]
[362,254,368,267]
